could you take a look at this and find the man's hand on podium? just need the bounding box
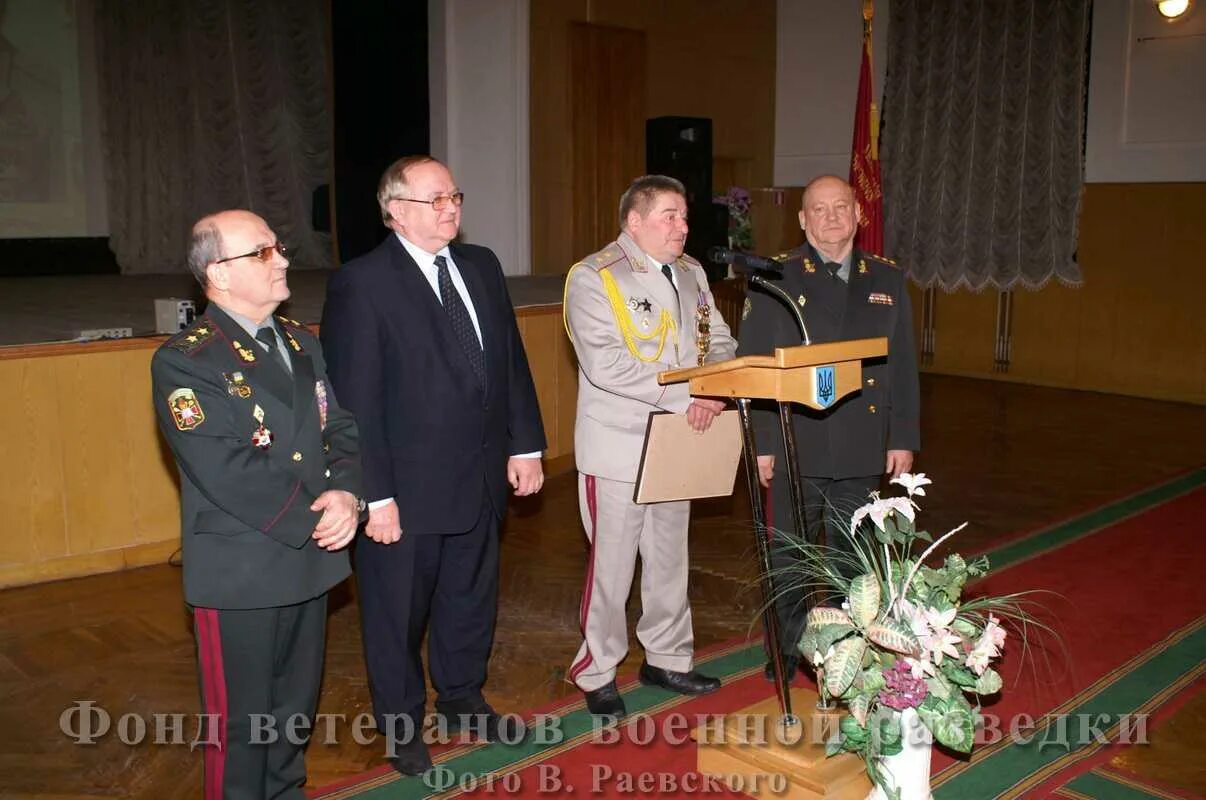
[686,398,727,433]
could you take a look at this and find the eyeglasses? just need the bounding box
[215,242,288,264]
[393,192,465,212]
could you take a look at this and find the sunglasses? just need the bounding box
[215,242,288,264]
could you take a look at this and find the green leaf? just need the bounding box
[943,663,979,688]
[815,623,857,657]
[807,606,852,628]
[952,618,979,638]
[849,574,881,628]
[913,529,933,543]
[862,666,887,695]
[840,713,869,744]
[849,693,870,726]
[974,668,1003,695]
[925,673,952,700]
[867,620,919,655]
[825,637,866,697]
[931,704,976,753]
[799,629,820,664]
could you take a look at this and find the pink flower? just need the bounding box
[879,660,929,710]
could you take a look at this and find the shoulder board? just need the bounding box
[275,314,306,330]
[865,253,899,268]
[776,245,807,262]
[677,252,702,269]
[164,320,216,356]
[574,245,626,273]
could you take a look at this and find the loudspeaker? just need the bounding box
[646,116,727,280]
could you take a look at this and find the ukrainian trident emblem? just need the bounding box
[814,365,836,409]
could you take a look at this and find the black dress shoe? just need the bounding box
[638,662,721,695]
[387,734,433,776]
[583,680,627,718]
[435,698,524,743]
[763,654,800,683]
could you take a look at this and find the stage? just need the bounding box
[0,271,567,346]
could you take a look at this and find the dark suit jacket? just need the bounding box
[320,235,546,534]
[150,306,360,609]
[736,245,921,478]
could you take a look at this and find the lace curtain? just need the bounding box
[93,0,333,274]
[881,0,1090,290]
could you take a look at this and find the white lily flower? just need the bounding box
[890,472,932,497]
[850,496,917,531]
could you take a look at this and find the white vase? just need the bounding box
[866,708,934,800]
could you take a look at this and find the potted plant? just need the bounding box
[791,474,1043,800]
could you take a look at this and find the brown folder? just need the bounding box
[633,410,743,503]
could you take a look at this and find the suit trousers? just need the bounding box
[765,474,881,657]
[193,594,327,800]
[569,473,694,692]
[354,495,498,745]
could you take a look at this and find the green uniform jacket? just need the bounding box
[736,245,920,478]
[150,306,360,609]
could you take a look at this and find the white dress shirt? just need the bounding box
[396,233,483,345]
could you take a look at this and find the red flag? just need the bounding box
[850,15,883,254]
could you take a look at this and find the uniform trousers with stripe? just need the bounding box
[766,474,881,657]
[193,595,327,800]
[569,473,694,692]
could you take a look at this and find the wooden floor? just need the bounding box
[0,375,1202,799]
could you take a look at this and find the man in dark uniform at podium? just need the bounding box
[736,175,920,680]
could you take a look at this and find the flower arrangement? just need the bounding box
[714,186,754,251]
[792,474,1040,799]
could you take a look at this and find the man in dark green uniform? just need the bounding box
[151,209,364,799]
[736,176,920,681]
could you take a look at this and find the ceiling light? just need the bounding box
[1156,0,1192,20]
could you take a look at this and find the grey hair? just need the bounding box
[186,221,224,287]
[618,175,687,231]
[377,155,441,226]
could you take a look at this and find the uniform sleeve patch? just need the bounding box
[168,388,205,431]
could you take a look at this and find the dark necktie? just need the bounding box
[255,326,291,374]
[660,263,679,299]
[824,261,845,282]
[434,255,485,385]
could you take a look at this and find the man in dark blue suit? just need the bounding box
[320,156,546,776]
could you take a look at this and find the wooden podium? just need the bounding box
[659,338,887,799]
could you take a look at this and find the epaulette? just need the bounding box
[574,245,626,273]
[677,252,702,269]
[275,314,306,330]
[165,319,216,356]
[865,253,899,269]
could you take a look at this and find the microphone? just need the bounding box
[707,247,785,275]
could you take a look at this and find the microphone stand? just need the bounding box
[738,268,831,716]
[744,273,811,346]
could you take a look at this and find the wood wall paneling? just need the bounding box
[0,306,579,589]
[569,23,646,265]
[918,184,1206,404]
[531,0,778,275]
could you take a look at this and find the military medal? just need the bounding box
[695,291,711,366]
[315,380,329,430]
[167,388,205,431]
[282,329,303,353]
[251,404,273,449]
[223,371,252,399]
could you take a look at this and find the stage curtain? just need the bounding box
[880,0,1089,291]
[92,0,333,274]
